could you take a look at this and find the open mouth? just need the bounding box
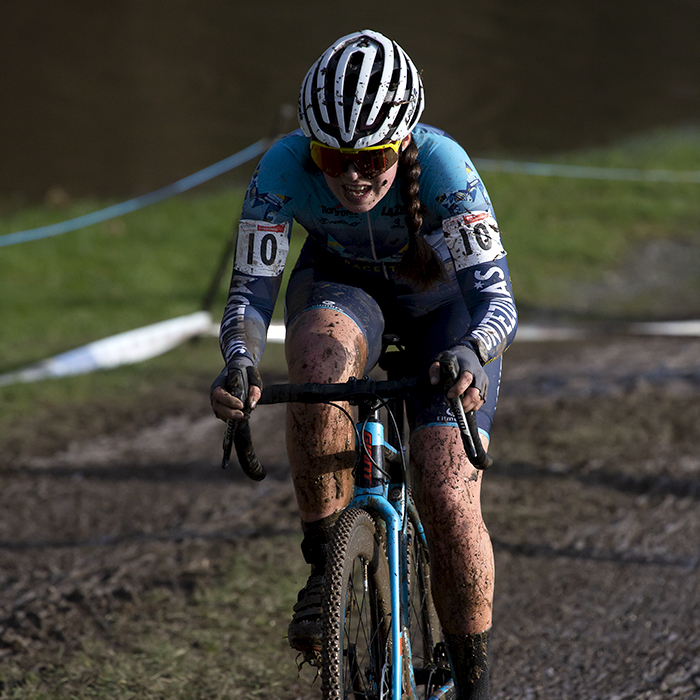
[342,184,372,201]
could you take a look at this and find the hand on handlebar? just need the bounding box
[210,359,262,422]
[429,345,488,412]
[430,346,493,469]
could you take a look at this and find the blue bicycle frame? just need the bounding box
[224,340,492,698]
[349,405,452,700]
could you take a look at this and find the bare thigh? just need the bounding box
[284,308,368,521]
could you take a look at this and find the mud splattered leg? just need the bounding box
[410,425,494,635]
[284,308,369,653]
[285,308,367,522]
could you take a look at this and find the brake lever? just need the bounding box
[220,366,266,480]
[221,420,235,469]
[449,396,493,470]
[439,354,493,470]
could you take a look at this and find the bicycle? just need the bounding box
[222,335,492,700]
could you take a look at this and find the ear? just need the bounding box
[400,134,412,152]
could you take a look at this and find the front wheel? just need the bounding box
[321,508,393,700]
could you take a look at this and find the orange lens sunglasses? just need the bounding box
[310,139,402,179]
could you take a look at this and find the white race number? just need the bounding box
[443,211,505,271]
[234,220,289,276]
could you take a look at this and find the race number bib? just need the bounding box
[442,212,505,271]
[234,220,289,276]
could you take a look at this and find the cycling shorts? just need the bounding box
[284,241,502,439]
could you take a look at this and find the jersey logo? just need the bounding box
[442,212,505,270]
[234,220,289,276]
[326,233,345,255]
[246,172,292,221]
[473,267,511,296]
[436,183,479,215]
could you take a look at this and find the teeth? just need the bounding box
[345,185,370,194]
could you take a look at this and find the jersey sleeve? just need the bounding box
[441,210,518,363]
[421,133,518,364]
[219,138,300,366]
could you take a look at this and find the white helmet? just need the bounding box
[298,30,425,149]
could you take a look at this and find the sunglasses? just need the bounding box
[310,139,402,179]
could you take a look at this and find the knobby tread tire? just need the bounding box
[321,508,392,700]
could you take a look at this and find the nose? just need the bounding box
[342,162,361,180]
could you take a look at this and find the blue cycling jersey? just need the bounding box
[220,124,517,368]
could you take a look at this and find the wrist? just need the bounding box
[456,338,488,365]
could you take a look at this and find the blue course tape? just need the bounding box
[474,158,700,183]
[0,138,270,248]
[3,141,699,249]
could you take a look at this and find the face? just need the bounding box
[320,135,412,214]
[323,163,398,213]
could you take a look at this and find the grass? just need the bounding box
[0,189,257,369]
[2,127,699,370]
[1,126,698,450]
[0,536,320,700]
[482,126,700,309]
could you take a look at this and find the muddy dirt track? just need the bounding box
[1,334,699,699]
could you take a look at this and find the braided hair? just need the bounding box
[397,138,448,290]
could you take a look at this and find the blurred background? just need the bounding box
[1,0,699,387]
[1,0,699,200]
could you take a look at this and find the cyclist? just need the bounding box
[211,29,517,700]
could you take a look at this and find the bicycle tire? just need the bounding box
[406,518,440,673]
[406,518,456,698]
[321,508,393,700]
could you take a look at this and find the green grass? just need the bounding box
[0,536,319,700]
[482,126,700,309]
[1,126,699,432]
[0,191,238,368]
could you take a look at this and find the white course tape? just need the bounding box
[263,321,700,342]
[513,324,587,342]
[0,311,215,387]
[629,320,700,336]
[1,318,698,388]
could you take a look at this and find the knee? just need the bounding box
[286,309,367,383]
[410,427,485,519]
